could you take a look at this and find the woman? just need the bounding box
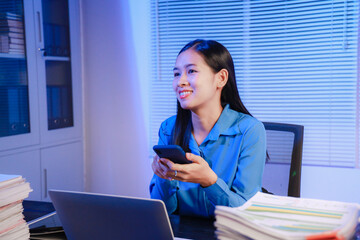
[150,39,266,218]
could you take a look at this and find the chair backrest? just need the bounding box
[262,122,304,197]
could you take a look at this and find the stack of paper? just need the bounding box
[215,192,360,240]
[0,174,32,240]
[0,12,25,55]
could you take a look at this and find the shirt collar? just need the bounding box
[206,104,243,141]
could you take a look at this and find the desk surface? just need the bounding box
[169,215,216,240]
[24,200,216,240]
[24,200,360,240]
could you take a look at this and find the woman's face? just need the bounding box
[173,49,222,112]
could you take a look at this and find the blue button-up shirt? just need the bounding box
[150,104,266,217]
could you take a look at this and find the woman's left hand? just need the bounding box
[159,152,218,187]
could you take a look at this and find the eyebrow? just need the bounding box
[173,64,197,71]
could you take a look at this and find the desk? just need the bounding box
[24,201,360,240]
[169,215,216,240]
[24,200,216,240]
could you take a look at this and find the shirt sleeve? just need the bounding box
[202,121,266,207]
[149,121,179,214]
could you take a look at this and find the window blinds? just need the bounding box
[150,0,359,167]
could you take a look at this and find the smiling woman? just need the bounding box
[149,40,266,218]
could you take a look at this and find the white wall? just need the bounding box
[301,166,360,203]
[128,0,151,142]
[81,0,152,198]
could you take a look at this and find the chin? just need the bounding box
[178,101,192,110]
[179,104,191,110]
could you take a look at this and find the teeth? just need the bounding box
[180,91,192,97]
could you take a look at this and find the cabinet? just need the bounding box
[0,151,41,200]
[41,142,83,202]
[0,0,83,201]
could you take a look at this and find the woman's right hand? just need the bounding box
[151,155,174,180]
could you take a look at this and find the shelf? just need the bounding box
[0,53,26,59]
[44,56,70,61]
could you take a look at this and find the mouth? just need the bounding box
[179,90,192,99]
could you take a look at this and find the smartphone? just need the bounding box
[153,145,191,164]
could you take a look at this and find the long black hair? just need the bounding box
[172,39,252,152]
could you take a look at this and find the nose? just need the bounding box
[177,73,189,87]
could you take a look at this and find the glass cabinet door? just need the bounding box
[41,0,73,130]
[0,0,30,137]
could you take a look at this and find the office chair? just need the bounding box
[261,122,304,197]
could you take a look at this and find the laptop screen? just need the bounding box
[48,190,174,240]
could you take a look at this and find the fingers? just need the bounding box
[153,161,166,179]
[159,158,174,169]
[160,160,177,180]
[152,153,207,182]
[185,153,202,163]
[162,153,200,173]
[152,157,177,180]
[152,156,168,179]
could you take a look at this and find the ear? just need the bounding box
[216,69,228,89]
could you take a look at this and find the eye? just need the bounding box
[188,69,196,74]
[174,72,180,77]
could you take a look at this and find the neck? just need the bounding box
[191,103,223,145]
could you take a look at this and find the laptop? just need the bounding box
[48,190,175,240]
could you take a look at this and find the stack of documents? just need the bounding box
[215,192,360,240]
[0,12,25,55]
[0,174,32,240]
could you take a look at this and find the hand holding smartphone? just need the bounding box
[153,145,191,164]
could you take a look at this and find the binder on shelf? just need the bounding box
[215,192,360,240]
[44,23,54,56]
[60,86,73,127]
[7,87,20,134]
[60,25,70,56]
[6,86,29,135]
[47,86,62,129]
[18,86,30,133]
[51,86,61,120]
[53,24,61,56]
